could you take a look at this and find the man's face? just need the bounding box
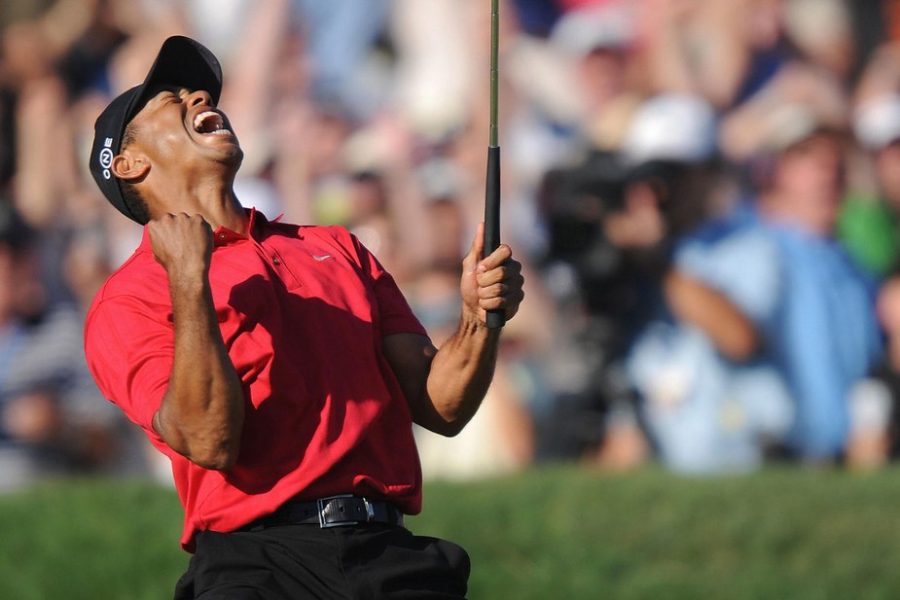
[125,85,242,174]
[773,133,844,233]
[778,135,843,196]
[579,48,627,106]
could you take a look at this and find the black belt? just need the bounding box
[242,495,405,531]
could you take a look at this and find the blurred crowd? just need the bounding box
[4,0,900,488]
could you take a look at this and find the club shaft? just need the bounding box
[485,0,504,329]
[490,0,499,148]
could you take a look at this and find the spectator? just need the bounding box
[549,1,641,151]
[293,0,390,119]
[618,93,793,473]
[841,93,900,277]
[634,108,882,470]
[538,93,720,463]
[628,180,792,472]
[0,203,127,490]
[0,0,895,486]
[760,126,881,460]
[843,277,900,469]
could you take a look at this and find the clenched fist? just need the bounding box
[460,223,525,325]
[148,213,214,279]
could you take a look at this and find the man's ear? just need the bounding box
[111,150,149,182]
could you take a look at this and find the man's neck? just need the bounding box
[193,183,247,233]
[760,191,835,238]
[150,172,248,234]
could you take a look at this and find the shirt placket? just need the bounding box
[254,238,302,289]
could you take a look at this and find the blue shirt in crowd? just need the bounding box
[629,202,881,471]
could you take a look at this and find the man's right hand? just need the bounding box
[148,213,214,279]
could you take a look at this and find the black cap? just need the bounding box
[89,36,222,222]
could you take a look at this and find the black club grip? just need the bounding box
[484,145,505,330]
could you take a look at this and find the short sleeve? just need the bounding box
[83,295,174,436]
[350,236,429,339]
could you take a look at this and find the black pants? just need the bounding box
[173,524,470,599]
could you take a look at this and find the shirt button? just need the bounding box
[218,233,226,240]
[273,256,281,265]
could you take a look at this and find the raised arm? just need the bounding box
[384,224,524,437]
[149,214,245,469]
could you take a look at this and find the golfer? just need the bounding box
[83,36,524,599]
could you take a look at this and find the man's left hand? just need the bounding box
[461,223,525,326]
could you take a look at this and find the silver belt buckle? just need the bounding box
[363,497,375,523]
[317,494,355,528]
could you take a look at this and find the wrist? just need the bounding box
[167,266,210,297]
[459,309,491,337]
[165,256,208,279]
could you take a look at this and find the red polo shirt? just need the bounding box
[84,210,428,550]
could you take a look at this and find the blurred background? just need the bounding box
[9,0,900,597]
[3,0,900,508]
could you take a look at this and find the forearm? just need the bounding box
[641,0,695,96]
[15,79,65,227]
[665,271,758,361]
[423,314,500,436]
[387,226,523,437]
[154,273,245,470]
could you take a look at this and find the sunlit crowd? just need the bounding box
[2,0,900,489]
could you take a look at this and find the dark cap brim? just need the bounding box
[128,36,222,123]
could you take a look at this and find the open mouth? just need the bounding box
[192,110,232,136]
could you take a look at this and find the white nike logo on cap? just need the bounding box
[313,254,332,262]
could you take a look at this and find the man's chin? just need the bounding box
[224,146,244,167]
[204,141,244,168]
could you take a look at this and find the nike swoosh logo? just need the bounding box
[313,254,333,262]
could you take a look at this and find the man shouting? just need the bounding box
[84,36,524,599]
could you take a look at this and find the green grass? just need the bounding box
[3,466,900,598]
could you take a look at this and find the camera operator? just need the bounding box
[538,94,723,466]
